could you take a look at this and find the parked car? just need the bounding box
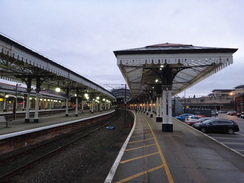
[185,115,203,126]
[227,111,237,115]
[211,110,218,116]
[193,119,239,134]
[237,112,244,117]
[176,113,194,122]
[218,110,226,113]
[198,117,215,123]
[240,112,244,118]
[196,114,206,118]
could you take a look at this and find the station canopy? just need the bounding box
[110,88,131,102]
[0,34,115,100]
[114,43,238,100]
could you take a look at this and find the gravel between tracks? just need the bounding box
[8,110,133,183]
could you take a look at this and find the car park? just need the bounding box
[185,115,203,126]
[175,113,194,122]
[192,119,239,134]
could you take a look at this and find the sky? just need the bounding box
[0,0,243,97]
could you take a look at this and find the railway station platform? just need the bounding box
[0,109,113,136]
[105,111,244,183]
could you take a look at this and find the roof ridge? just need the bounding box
[145,43,193,47]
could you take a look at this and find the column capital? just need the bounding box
[161,85,172,90]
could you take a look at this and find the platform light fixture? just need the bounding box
[84,93,89,100]
[55,87,61,92]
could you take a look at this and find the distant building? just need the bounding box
[234,85,244,112]
[211,89,234,97]
[234,85,244,95]
[178,86,244,112]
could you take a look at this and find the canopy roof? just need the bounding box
[0,34,115,100]
[114,43,238,100]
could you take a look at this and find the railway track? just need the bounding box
[0,112,119,182]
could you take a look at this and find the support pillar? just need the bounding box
[90,100,93,113]
[146,101,149,115]
[156,97,162,122]
[25,92,30,123]
[75,97,78,116]
[150,99,153,118]
[64,88,70,117]
[100,102,103,111]
[25,77,32,123]
[168,90,173,131]
[22,99,25,111]
[65,97,69,116]
[81,100,84,111]
[34,77,42,123]
[162,90,167,131]
[34,92,40,122]
[162,89,173,132]
[3,95,7,112]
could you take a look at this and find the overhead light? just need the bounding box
[155,79,159,83]
[55,87,61,92]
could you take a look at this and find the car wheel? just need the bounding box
[228,128,234,135]
[200,128,206,133]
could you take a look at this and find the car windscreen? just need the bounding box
[201,120,213,124]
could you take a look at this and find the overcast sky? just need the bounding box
[0,0,243,97]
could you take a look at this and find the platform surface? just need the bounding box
[106,111,244,183]
[0,110,112,136]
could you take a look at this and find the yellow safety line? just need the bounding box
[131,133,152,139]
[128,137,154,144]
[115,164,165,183]
[131,135,140,138]
[120,152,159,164]
[143,116,174,183]
[126,143,156,151]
